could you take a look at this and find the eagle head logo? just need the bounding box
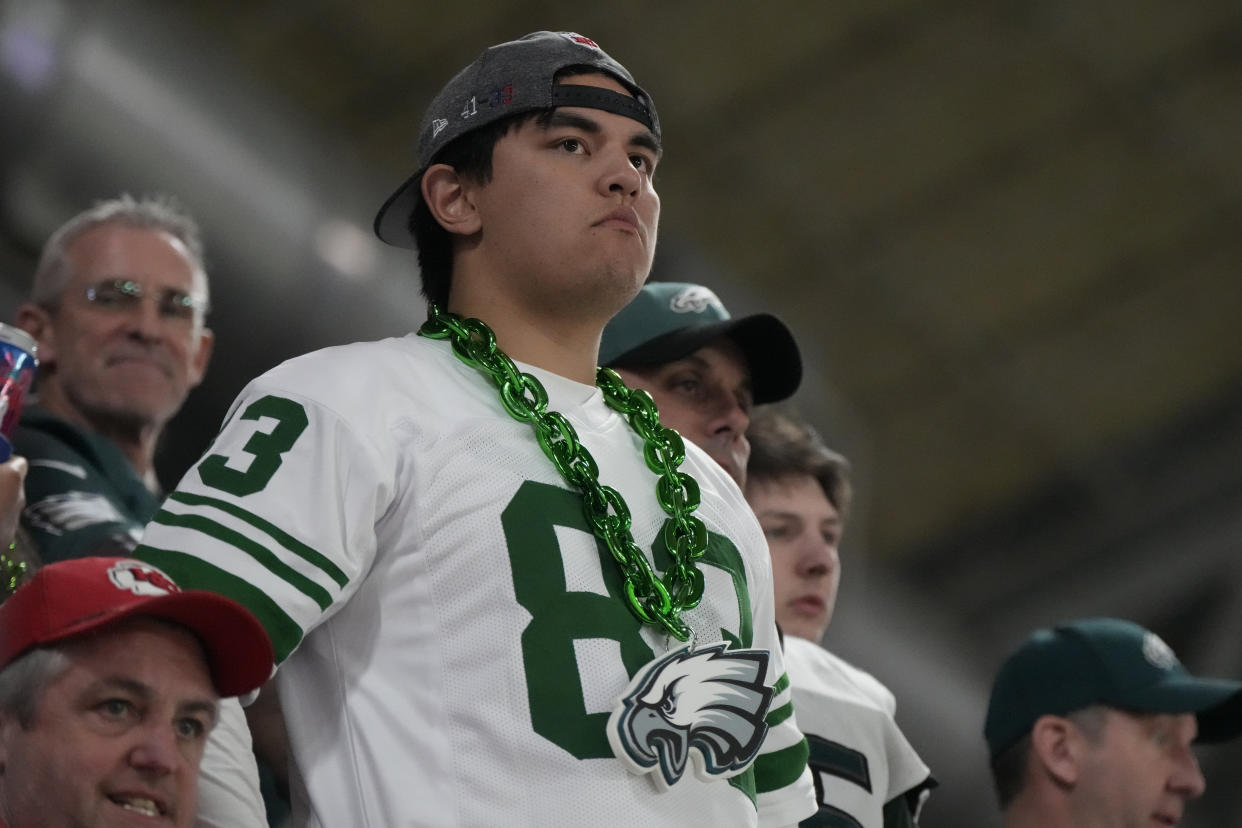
[607,642,772,790]
[668,285,725,315]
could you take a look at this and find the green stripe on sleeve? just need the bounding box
[766,698,794,728]
[151,509,333,611]
[727,767,757,806]
[772,671,790,696]
[135,545,304,664]
[168,491,348,587]
[754,737,811,794]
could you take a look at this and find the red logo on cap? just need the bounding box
[107,560,181,597]
[568,34,600,49]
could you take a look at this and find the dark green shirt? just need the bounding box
[13,406,159,564]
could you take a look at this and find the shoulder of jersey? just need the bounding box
[253,334,469,406]
[262,334,420,381]
[784,635,898,715]
[680,438,752,513]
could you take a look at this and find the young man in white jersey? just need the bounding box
[135,32,815,826]
[746,409,934,827]
[601,292,933,825]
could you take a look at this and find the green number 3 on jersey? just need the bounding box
[198,396,309,496]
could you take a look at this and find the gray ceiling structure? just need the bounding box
[1,1,1240,824]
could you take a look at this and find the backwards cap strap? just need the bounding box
[550,85,655,133]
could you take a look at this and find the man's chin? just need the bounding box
[781,618,828,644]
[83,396,177,432]
[705,451,746,488]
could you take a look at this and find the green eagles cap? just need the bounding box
[600,282,802,405]
[984,617,1242,758]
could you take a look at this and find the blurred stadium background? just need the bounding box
[1,1,1240,823]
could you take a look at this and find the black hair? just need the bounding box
[409,68,605,308]
[408,113,542,307]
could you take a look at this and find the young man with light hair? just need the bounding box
[746,408,933,826]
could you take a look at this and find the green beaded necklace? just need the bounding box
[419,304,708,641]
[1,548,25,598]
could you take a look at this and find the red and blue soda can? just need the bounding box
[0,323,38,462]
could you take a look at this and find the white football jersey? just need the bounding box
[783,636,933,827]
[138,333,814,827]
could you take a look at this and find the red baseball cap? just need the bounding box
[0,557,272,697]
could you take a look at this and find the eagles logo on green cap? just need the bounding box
[600,282,803,405]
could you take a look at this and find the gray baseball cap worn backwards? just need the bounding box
[984,617,1242,758]
[600,282,803,405]
[375,31,660,248]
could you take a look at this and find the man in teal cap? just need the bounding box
[600,281,801,487]
[984,617,1242,827]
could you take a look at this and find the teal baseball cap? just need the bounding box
[600,282,802,405]
[984,617,1242,758]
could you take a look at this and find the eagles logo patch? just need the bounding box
[668,285,725,315]
[607,641,773,791]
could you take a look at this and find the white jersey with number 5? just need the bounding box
[783,636,934,827]
[137,333,815,827]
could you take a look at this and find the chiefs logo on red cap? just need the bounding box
[107,559,182,597]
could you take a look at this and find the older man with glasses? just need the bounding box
[12,193,214,564]
[9,195,274,827]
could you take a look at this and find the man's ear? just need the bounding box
[14,302,56,366]
[187,327,214,389]
[421,164,483,237]
[1030,714,1085,788]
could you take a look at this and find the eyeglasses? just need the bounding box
[84,279,208,322]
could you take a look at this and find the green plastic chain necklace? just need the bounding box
[419,304,708,641]
[1,548,25,598]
